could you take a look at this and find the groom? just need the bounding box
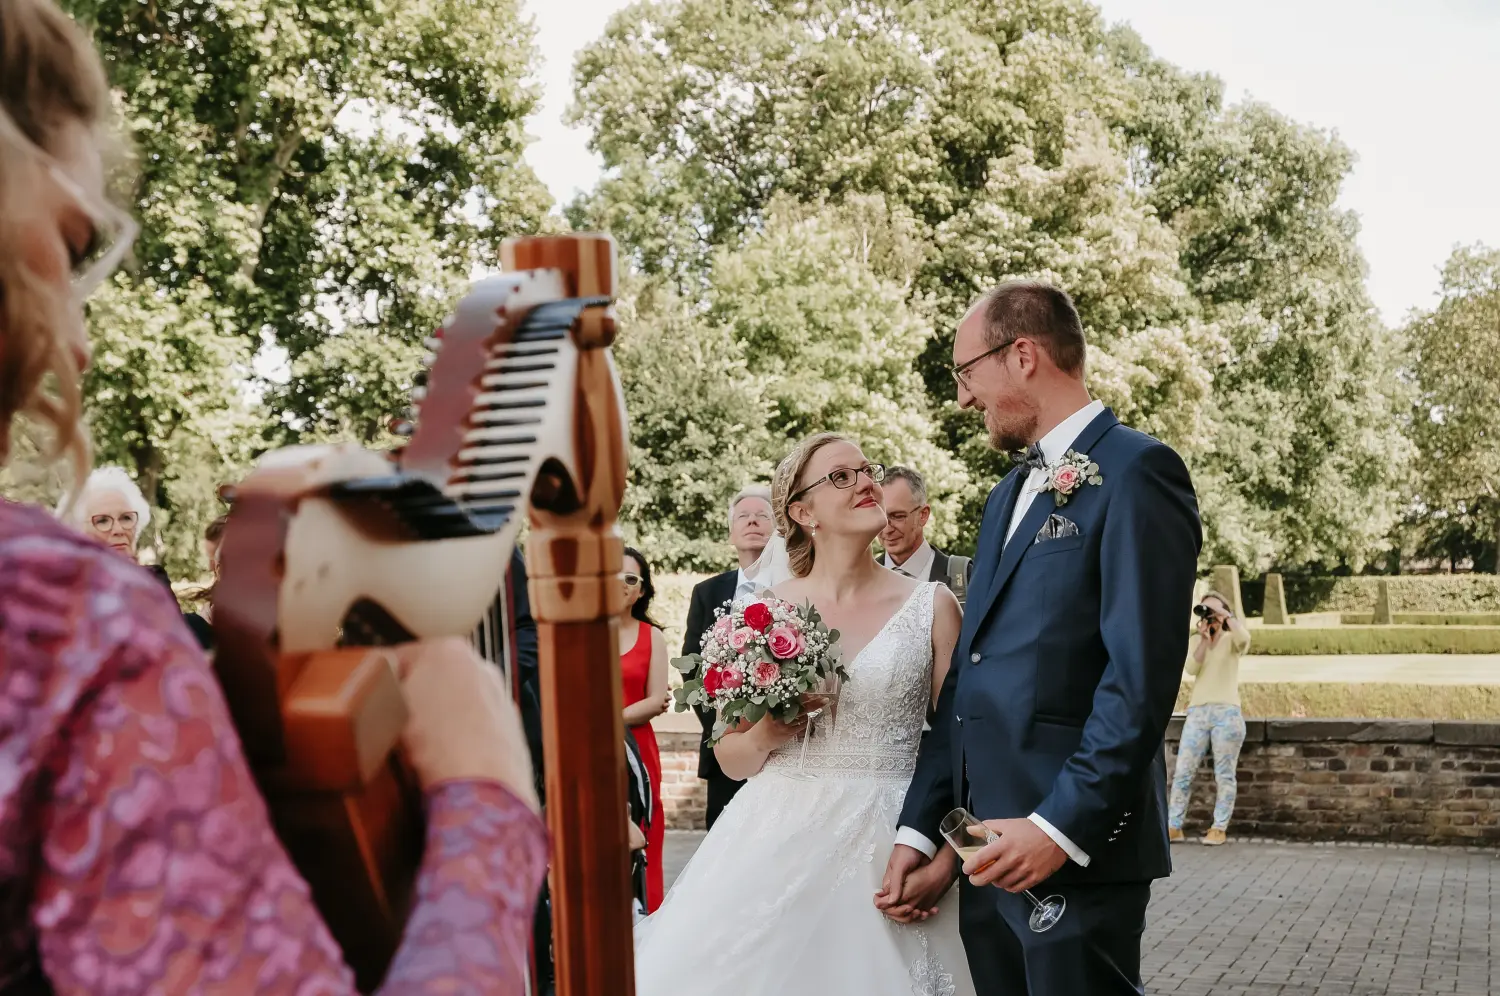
[878,281,1201,994]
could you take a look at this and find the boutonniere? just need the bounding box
[1038,449,1103,506]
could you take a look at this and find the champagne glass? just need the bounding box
[939,807,1066,933]
[789,675,841,777]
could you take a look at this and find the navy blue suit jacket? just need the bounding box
[898,408,1201,885]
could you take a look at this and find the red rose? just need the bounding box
[703,666,723,697]
[742,601,774,632]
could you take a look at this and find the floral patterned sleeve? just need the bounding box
[4,524,547,994]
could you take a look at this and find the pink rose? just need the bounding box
[1051,465,1082,493]
[713,614,734,638]
[750,659,781,688]
[730,627,757,652]
[720,667,745,691]
[766,625,806,660]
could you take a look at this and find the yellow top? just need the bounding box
[1184,625,1251,708]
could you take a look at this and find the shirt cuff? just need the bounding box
[894,826,939,860]
[1028,812,1091,867]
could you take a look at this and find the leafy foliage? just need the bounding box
[35,0,549,575]
[570,0,1413,571]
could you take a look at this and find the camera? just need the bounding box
[1193,603,1215,620]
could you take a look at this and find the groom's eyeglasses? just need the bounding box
[950,338,1017,391]
[789,463,886,503]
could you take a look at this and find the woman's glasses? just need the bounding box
[623,573,643,589]
[90,511,139,534]
[46,164,137,302]
[790,463,886,503]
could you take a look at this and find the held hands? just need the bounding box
[875,845,958,924]
[962,818,1067,893]
[393,636,539,813]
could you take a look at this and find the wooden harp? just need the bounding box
[213,234,636,994]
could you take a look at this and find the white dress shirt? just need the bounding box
[734,567,764,600]
[894,399,1106,868]
[884,539,935,582]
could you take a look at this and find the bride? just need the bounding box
[634,433,976,996]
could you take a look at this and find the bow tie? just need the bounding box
[1016,443,1047,473]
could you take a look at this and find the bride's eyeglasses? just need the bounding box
[789,463,886,503]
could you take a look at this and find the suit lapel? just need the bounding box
[963,469,1026,634]
[928,550,948,584]
[966,407,1122,633]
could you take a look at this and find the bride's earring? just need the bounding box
[810,522,819,538]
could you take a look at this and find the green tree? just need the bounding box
[570,0,1410,571]
[47,0,549,575]
[1406,244,1500,570]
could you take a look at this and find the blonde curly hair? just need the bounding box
[0,0,115,495]
[770,432,851,579]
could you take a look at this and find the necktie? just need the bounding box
[894,566,914,578]
[736,579,758,599]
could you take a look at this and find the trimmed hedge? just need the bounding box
[1241,574,1500,615]
[1174,682,1500,720]
[1338,612,1500,627]
[1251,625,1500,655]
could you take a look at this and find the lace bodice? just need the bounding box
[763,582,937,779]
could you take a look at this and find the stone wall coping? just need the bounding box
[1165,714,1500,746]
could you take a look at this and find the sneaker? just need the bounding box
[1168,827,1184,843]
[1202,828,1227,846]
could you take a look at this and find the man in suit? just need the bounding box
[878,281,1201,994]
[682,484,774,828]
[879,464,973,603]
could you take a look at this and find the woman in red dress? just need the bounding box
[619,546,672,911]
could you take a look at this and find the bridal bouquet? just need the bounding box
[672,595,848,746]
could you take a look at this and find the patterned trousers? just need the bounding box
[1168,703,1247,831]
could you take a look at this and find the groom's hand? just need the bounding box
[875,844,928,922]
[965,818,1068,893]
[883,846,960,923]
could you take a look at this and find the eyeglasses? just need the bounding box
[790,463,886,503]
[883,506,927,525]
[623,573,643,589]
[48,164,138,301]
[733,510,773,524]
[90,511,139,534]
[950,338,1016,391]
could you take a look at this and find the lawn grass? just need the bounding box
[1175,681,1500,720]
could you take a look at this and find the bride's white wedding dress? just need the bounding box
[635,581,976,996]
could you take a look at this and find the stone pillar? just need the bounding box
[1263,572,1289,625]
[1210,564,1244,619]
[1373,579,1394,625]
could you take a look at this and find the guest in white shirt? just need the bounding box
[879,465,973,602]
[681,485,774,828]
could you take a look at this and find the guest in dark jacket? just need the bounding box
[681,485,774,829]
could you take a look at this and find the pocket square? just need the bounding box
[1033,513,1080,544]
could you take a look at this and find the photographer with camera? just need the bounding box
[1168,590,1252,846]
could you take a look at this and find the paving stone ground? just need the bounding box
[663,832,1498,995]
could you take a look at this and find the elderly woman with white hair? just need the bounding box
[57,464,150,561]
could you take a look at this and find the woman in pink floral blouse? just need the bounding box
[0,0,548,991]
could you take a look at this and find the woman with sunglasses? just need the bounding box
[0,1,544,991]
[618,546,672,912]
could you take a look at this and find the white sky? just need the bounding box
[521,0,1500,326]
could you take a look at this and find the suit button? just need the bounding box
[970,653,981,663]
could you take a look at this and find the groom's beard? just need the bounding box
[986,408,1038,454]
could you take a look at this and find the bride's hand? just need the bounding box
[877,847,958,924]
[747,711,810,752]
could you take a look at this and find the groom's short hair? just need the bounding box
[973,281,1086,376]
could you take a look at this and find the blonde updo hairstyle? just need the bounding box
[770,431,852,579]
[0,0,115,493]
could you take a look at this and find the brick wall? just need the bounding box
[657,731,709,830]
[1166,718,1500,846]
[657,716,1500,846]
